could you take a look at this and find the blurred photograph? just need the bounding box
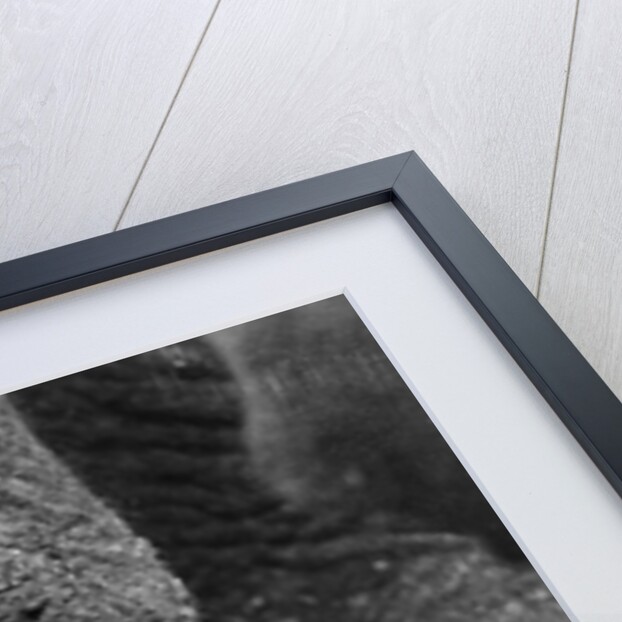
[0,295,567,621]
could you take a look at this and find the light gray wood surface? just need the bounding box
[0,0,218,261]
[539,0,622,400]
[118,0,576,291]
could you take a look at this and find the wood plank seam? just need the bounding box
[535,0,581,299]
[113,0,225,232]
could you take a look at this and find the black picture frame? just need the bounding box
[1,150,621,500]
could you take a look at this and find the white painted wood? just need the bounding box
[539,1,622,400]
[0,0,218,262]
[119,0,576,290]
[2,206,621,620]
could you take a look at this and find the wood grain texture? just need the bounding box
[0,0,218,262]
[539,1,622,400]
[119,0,576,290]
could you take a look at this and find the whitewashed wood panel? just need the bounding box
[120,0,576,290]
[0,0,218,262]
[539,1,622,399]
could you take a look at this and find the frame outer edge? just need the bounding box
[392,151,622,498]
[1,148,621,502]
[0,152,411,311]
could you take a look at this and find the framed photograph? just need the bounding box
[0,152,620,621]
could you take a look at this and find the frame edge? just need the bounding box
[0,152,411,311]
[393,151,622,499]
[2,150,621,502]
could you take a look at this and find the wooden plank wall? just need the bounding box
[538,1,622,399]
[4,0,621,401]
[0,0,218,259]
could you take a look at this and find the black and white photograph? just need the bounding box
[4,2,622,619]
[1,295,568,621]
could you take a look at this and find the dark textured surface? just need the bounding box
[0,399,197,621]
[5,297,569,621]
